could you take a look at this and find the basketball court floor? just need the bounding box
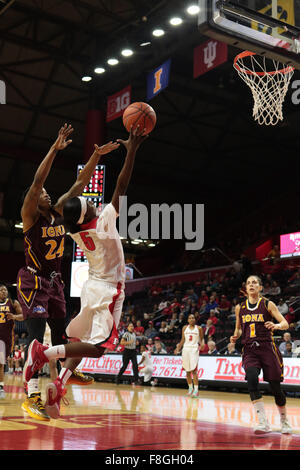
[1,375,300,450]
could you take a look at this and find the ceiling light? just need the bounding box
[107,58,119,66]
[82,76,92,82]
[94,67,105,74]
[169,17,183,26]
[148,243,156,247]
[121,48,133,57]
[186,5,200,15]
[152,29,165,37]
[140,41,151,47]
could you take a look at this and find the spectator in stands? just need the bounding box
[267,245,280,264]
[269,281,281,298]
[283,341,293,357]
[279,332,294,355]
[208,310,219,325]
[18,332,28,346]
[288,272,300,288]
[159,321,169,339]
[207,340,218,355]
[224,342,239,356]
[203,319,216,340]
[262,282,272,297]
[277,298,289,316]
[158,299,168,310]
[197,290,209,307]
[146,338,154,352]
[218,294,231,322]
[205,295,218,314]
[134,320,145,338]
[200,342,209,354]
[152,338,167,355]
[144,321,159,339]
[150,281,163,297]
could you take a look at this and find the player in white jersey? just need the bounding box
[138,345,153,385]
[174,314,204,398]
[23,126,148,418]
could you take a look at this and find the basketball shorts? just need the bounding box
[242,340,284,382]
[140,366,153,382]
[0,333,13,364]
[17,267,66,320]
[182,347,199,372]
[66,279,124,351]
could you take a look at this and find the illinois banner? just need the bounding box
[147,59,171,101]
[106,85,131,122]
[193,39,228,77]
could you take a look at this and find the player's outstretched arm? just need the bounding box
[21,124,73,229]
[112,126,148,214]
[53,141,120,215]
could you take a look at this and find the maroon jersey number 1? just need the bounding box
[79,232,96,251]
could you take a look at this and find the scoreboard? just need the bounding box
[70,164,105,296]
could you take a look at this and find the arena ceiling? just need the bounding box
[0,0,300,252]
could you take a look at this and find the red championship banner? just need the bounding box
[106,85,131,123]
[193,39,228,78]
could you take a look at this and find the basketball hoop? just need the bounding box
[233,51,294,126]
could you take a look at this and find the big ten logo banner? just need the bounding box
[0,80,6,104]
[106,85,131,123]
[251,0,295,35]
[147,59,172,101]
[193,40,228,78]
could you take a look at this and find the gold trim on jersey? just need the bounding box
[245,297,262,311]
[18,275,39,306]
[271,335,283,369]
[25,236,41,270]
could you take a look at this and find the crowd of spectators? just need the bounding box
[117,262,300,357]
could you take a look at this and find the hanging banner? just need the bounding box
[193,40,228,78]
[106,85,131,122]
[147,59,171,101]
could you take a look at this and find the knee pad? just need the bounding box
[0,340,6,365]
[246,367,262,401]
[269,381,286,407]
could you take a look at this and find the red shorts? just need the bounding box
[242,340,284,383]
[17,267,66,320]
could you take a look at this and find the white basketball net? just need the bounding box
[233,52,294,126]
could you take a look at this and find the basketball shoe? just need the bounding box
[192,389,199,398]
[281,419,292,434]
[22,393,50,421]
[23,339,49,383]
[45,377,68,419]
[254,417,271,434]
[187,388,193,396]
[67,369,94,385]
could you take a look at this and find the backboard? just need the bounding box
[198,0,300,69]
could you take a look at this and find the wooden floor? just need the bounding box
[1,374,300,450]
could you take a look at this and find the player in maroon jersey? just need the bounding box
[0,284,24,398]
[18,123,119,420]
[230,275,292,434]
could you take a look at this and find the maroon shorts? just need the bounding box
[0,328,14,358]
[17,267,66,320]
[242,340,284,383]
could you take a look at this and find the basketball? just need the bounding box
[123,102,156,134]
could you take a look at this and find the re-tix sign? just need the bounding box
[0,81,6,104]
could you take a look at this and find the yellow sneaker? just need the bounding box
[66,369,94,385]
[21,393,50,421]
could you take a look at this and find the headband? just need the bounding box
[77,197,87,224]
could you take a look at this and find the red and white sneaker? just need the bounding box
[45,378,68,419]
[23,339,49,383]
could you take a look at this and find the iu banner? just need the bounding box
[106,85,131,122]
[193,40,227,78]
[147,58,171,101]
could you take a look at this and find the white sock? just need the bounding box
[194,385,198,392]
[44,345,66,361]
[277,405,287,422]
[28,379,39,397]
[0,382,4,387]
[59,368,73,387]
[253,400,267,422]
[188,384,193,392]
